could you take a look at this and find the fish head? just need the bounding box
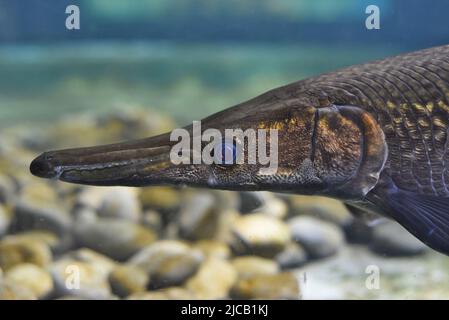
[30,97,385,196]
[29,97,309,190]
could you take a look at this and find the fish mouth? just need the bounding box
[29,133,174,186]
[30,153,58,179]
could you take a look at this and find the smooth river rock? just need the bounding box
[231,256,279,279]
[0,204,10,237]
[139,187,181,211]
[178,192,220,241]
[230,213,290,258]
[128,287,193,300]
[97,187,142,222]
[65,248,117,274]
[288,216,344,259]
[108,264,149,298]
[369,221,428,257]
[275,242,308,269]
[50,259,112,300]
[5,263,53,299]
[73,217,157,261]
[185,257,237,299]
[0,279,36,300]
[0,235,52,271]
[0,175,16,204]
[77,187,142,221]
[231,272,301,300]
[238,191,271,213]
[12,182,72,245]
[288,195,352,226]
[129,240,203,289]
[194,240,231,260]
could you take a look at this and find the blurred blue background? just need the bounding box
[0,0,448,126]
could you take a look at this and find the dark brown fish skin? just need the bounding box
[281,44,449,199]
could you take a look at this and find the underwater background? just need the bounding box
[1,0,449,299]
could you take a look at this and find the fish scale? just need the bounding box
[291,47,449,198]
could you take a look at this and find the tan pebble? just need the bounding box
[127,287,193,300]
[5,263,53,298]
[231,272,301,300]
[0,236,52,271]
[109,264,149,298]
[194,240,231,260]
[186,258,237,299]
[231,256,279,279]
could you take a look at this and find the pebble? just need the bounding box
[342,218,374,244]
[0,175,16,204]
[230,213,290,258]
[0,279,37,300]
[150,253,202,289]
[178,192,220,240]
[288,216,344,259]
[0,204,10,237]
[289,195,352,226]
[186,258,237,299]
[139,187,181,211]
[0,235,52,271]
[97,187,142,222]
[256,196,288,220]
[209,209,240,243]
[194,240,231,260]
[141,210,163,232]
[73,217,157,261]
[76,187,142,222]
[50,259,112,300]
[76,187,110,210]
[238,191,271,213]
[275,242,308,269]
[231,272,300,300]
[128,287,193,300]
[56,295,88,300]
[231,256,279,279]
[7,231,60,253]
[369,221,428,257]
[212,190,240,211]
[12,182,72,248]
[108,264,149,298]
[5,263,53,299]
[130,240,203,289]
[65,248,117,274]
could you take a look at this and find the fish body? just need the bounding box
[30,45,449,255]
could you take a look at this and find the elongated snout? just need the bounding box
[30,152,59,179]
[29,133,175,186]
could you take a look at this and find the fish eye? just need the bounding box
[213,139,237,166]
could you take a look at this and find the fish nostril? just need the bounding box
[30,153,56,179]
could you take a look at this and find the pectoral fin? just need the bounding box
[345,203,388,227]
[371,188,449,255]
